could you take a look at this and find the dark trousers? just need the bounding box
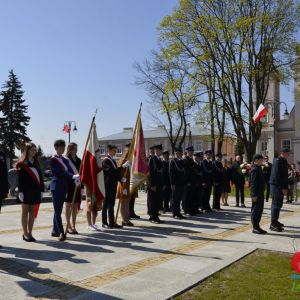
[235,183,245,204]
[171,186,184,217]
[194,185,202,211]
[201,183,212,211]
[265,182,270,201]
[147,188,150,215]
[102,187,117,226]
[270,184,283,223]
[184,185,194,214]
[163,186,171,210]
[129,196,135,215]
[212,183,223,210]
[52,189,66,234]
[251,192,264,228]
[148,188,162,220]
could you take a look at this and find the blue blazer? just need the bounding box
[49,157,74,191]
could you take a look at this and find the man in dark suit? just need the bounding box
[146,146,155,216]
[49,139,80,241]
[212,153,224,210]
[162,150,172,213]
[169,148,187,219]
[102,144,129,229]
[183,146,196,216]
[148,144,165,224]
[231,155,246,207]
[264,156,272,202]
[193,152,203,214]
[201,150,214,213]
[0,149,8,249]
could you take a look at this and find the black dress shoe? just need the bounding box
[241,204,246,207]
[58,233,66,242]
[51,232,60,237]
[173,216,182,220]
[270,224,283,232]
[165,208,172,213]
[156,218,165,224]
[266,199,269,202]
[114,223,123,229]
[235,204,239,207]
[29,235,36,242]
[184,213,191,217]
[150,220,159,224]
[276,221,284,227]
[122,221,134,227]
[179,214,187,219]
[23,235,32,242]
[102,224,113,229]
[253,228,267,234]
[129,213,140,219]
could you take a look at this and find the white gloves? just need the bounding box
[41,192,43,199]
[122,161,132,168]
[123,189,127,195]
[18,192,24,202]
[121,177,127,183]
[73,174,81,180]
[74,180,81,187]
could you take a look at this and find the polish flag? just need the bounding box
[64,124,70,133]
[81,124,105,213]
[253,104,268,124]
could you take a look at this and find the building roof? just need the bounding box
[99,126,212,141]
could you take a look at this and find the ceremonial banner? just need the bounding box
[81,124,105,213]
[129,115,149,195]
[253,104,268,124]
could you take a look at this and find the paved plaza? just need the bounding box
[0,193,300,299]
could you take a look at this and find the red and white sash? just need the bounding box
[102,156,116,169]
[16,161,41,218]
[66,158,83,212]
[51,156,68,170]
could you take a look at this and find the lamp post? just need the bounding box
[62,121,78,144]
[265,101,290,158]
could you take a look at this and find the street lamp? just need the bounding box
[265,101,290,158]
[62,121,78,144]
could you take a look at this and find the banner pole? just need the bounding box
[114,103,142,227]
[65,109,98,237]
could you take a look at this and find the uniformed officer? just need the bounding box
[249,154,267,234]
[0,149,8,249]
[183,146,196,216]
[162,150,172,213]
[201,150,214,213]
[169,148,187,219]
[269,148,291,232]
[146,146,155,216]
[193,152,203,214]
[148,144,165,224]
[212,153,224,211]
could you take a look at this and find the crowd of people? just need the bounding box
[0,141,298,248]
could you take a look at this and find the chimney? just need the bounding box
[123,127,133,132]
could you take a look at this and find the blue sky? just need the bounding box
[0,0,298,158]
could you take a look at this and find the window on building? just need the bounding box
[100,145,105,154]
[261,142,268,151]
[116,144,122,154]
[195,141,202,151]
[282,140,291,150]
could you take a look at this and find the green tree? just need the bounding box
[37,145,44,157]
[158,0,300,161]
[0,70,31,168]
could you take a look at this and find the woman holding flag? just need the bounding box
[65,142,83,234]
[16,143,44,242]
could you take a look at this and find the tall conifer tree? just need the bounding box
[0,70,31,168]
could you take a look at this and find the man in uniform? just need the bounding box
[162,150,172,213]
[169,148,187,219]
[0,149,8,249]
[193,152,203,215]
[146,146,155,216]
[264,156,272,202]
[183,146,196,216]
[148,144,165,224]
[201,150,214,213]
[269,148,291,232]
[231,155,246,207]
[249,154,267,234]
[212,153,224,211]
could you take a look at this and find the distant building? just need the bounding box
[98,124,236,163]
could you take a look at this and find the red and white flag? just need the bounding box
[81,124,105,213]
[64,124,70,133]
[253,104,268,124]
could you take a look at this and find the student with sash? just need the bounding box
[16,143,44,242]
[102,144,129,229]
[49,140,80,241]
[65,142,84,234]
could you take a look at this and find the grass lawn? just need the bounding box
[175,249,300,300]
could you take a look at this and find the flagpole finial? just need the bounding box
[94,109,98,117]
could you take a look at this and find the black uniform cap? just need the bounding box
[281,148,293,154]
[193,152,201,157]
[215,153,222,157]
[154,144,163,151]
[185,146,194,152]
[149,146,155,150]
[205,150,212,155]
[253,154,264,160]
[125,143,131,148]
[174,148,183,153]
[162,150,169,155]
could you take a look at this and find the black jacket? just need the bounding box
[169,158,186,187]
[201,159,213,185]
[249,164,266,197]
[212,160,224,185]
[231,161,246,185]
[162,160,171,188]
[0,151,8,200]
[194,162,203,186]
[149,155,164,188]
[264,162,272,181]
[102,155,122,189]
[184,156,196,185]
[146,155,153,188]
[269,156,288,190]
